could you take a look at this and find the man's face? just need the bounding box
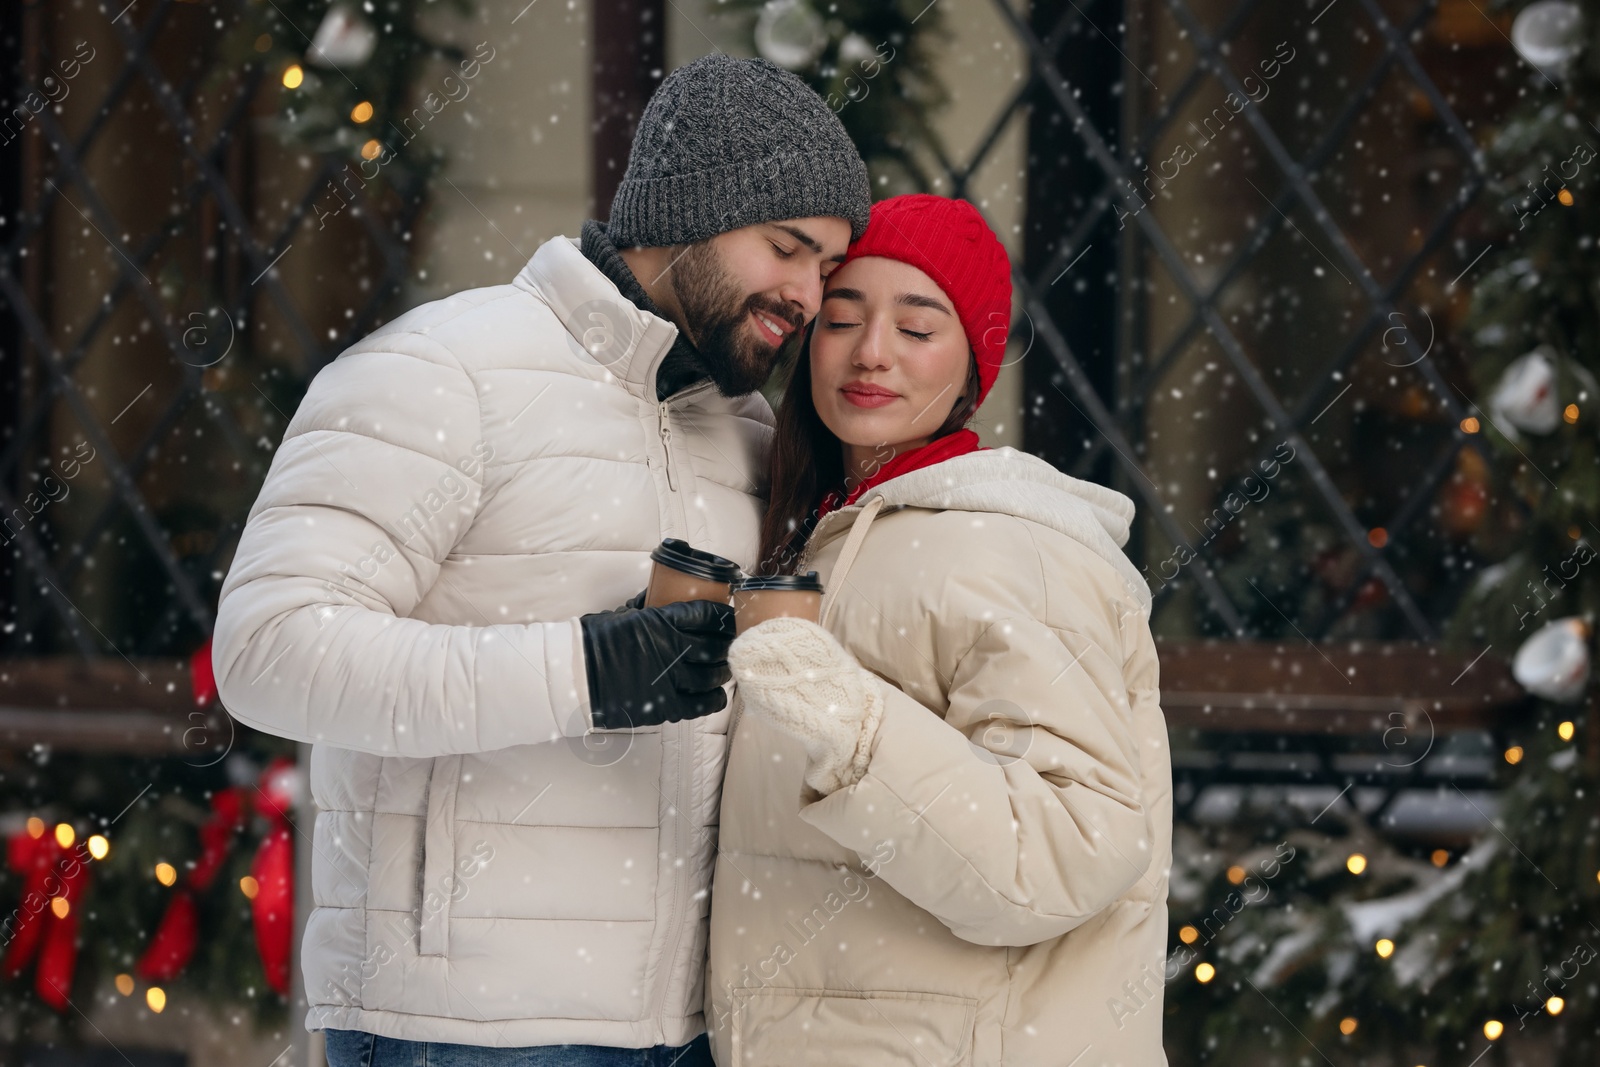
[668,217,853,397]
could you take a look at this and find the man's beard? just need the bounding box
[670,241,800,397]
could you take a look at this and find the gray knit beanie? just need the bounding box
[606,54,872,247]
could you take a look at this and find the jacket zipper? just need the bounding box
[657,399,677,491]
[655,379,716,500]
[649,378,716,1031]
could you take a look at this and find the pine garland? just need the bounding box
[725,0,950,194]
[0,742,296,1039]
[223,0,474,170]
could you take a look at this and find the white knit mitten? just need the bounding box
[727,617,885,794]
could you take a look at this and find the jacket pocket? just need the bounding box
[418,754,463,956]
[731,987,977,1067]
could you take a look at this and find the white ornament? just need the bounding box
[1489,345,1562,438]
[1511,1,1584,80]
[263,759,306,807]
[1512,617,1590,702]
[308,5,378,70]
[837,32,876,67]
[225,752,261,787]
[754,0,828,71]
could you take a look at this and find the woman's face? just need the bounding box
[809,256,971,452]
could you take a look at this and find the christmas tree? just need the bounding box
[1163,3,1600,1063]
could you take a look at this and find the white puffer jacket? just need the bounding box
[212,234,773,1047]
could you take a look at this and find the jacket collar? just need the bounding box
[512,235,681,401]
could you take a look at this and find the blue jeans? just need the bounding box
[322,1029,713,1067]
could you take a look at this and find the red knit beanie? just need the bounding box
[839,194,1013,408]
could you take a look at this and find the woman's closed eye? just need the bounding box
[822,319,933,341]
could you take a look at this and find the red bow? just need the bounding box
[134,787,247,983]
[1,824,93,1011]
[131,760,296,996]
[250,757,297,995]
[135,633,295,996]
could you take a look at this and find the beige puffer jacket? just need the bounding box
[213,234,772,1047]
[705,447,1172,1066]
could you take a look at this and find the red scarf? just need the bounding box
[817,428,986,521]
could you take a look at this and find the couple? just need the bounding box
[212,53,1170,1067]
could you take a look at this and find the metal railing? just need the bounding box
[1,0,426,660]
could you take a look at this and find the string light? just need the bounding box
[1178,925,1199,944]
[1194,962,1215,983]
[155,862,177,887]
[1505,745,1524,765]
[1225,865,1246,885]
[1347,853,1368,875]
[54,823,74,848]
[146,986,167,1013]
[1376,939,1395,958]
[1339,1017,1358,1035]
[88,834,109,860]
[350,101,374,123]
[1483,1020,1503,1040]
[282,64,304,89]
[1460,416,1479,433]
[115,974,135,996]
[1558,721,1575,741]
[239,875,260,899]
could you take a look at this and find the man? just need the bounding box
[211,53,868,1065]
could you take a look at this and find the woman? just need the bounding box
[704,195,1172,1066]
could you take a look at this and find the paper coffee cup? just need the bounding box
[645,538,742,607]
[731,572,824,634]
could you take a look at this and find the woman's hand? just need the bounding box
[727,617,884,794]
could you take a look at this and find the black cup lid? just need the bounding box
[650,538,742,583]
[733,571,823,593]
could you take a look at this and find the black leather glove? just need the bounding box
[579,599,736,729]
[582,589,648,626]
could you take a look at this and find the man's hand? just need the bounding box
[579,599,736,729]
[588,589,649,621]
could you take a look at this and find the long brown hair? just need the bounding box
[756,325,983,575]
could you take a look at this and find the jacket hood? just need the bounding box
[810,446,1152,613]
